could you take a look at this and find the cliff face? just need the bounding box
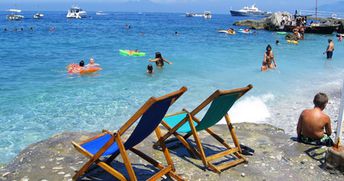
[0,123,343,181]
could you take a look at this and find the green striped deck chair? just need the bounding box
[155,85,253,173]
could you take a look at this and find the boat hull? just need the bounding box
[230,10,269,17]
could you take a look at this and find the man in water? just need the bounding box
[325,39,334,59]
[85,58,100,68]
[296,93,333,146]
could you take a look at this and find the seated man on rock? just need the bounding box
[297,93,334,146]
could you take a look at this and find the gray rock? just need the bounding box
[0,124,343,180]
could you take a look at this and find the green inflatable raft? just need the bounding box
[119,49,146,57]
[276,32,287,35]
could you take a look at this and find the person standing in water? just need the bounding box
[261,45,277,71]
[149,52,172,68]
[325,39,335,59]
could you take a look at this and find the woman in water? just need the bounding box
[261,45,277,72]
[149,52,172,68]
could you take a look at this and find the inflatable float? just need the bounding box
[67,64,102,74]
[119,49,146,57]
[239,29,252,34]
[287,40,299,45]
[218,30,236,35]
[276,32,287,35]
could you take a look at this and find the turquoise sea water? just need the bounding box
[0,11,344,163]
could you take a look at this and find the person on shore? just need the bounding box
[296,93,333,146]
[261,45,276,72]
[86,58,100,68]
[147,64,154,74]
[149,52,172,68]
[325,39,334,59]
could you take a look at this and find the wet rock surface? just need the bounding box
[1,123,343,181]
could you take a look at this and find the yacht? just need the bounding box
[66,6,87,19]
[230,4,270,17]
[33,13,44,19]
[6,9,24,20]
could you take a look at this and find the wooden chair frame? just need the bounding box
[156,85,253,173]
[72,87,187,181]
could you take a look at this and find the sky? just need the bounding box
[0,0,342,13]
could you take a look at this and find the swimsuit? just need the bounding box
[299,134,334,146]
[155,58,164,67]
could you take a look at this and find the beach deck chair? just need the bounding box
[155,85,253,173]
[72,87,187,181]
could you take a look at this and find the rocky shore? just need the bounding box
[234,12,344,33]
[1,123,343,181]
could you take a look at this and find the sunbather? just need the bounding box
[296,93,333,146]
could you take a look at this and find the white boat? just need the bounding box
[33,13,44,19]
[96,11,107,16]
[230,4,270,17]
[185,11,212,19]
[204,11,212,19]
[66,6,87,19]
[6,9,24,20]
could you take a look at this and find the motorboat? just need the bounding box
[185,12,195,17]
[66,6,87,19]
[230,4,270,17]
[185,11,212,19]
[204,11,212,19]
[33,13,44,19]
[6,9,24,20]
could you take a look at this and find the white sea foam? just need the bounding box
[218,93,274,124]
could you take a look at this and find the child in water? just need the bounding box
[147,64,154,74]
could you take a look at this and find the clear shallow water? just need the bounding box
[0,11,344,163]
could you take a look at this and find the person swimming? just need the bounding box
[79,60,85,67]
[261,45,277,71]
[147,64,154,74]
[275,40,280,45]
[85,58,100,68]
[149,52,172,68]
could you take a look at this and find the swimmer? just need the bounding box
[85,58,100,68]
[261,45,277,71]
[149,52,172,68]
[275,40,280,45]
[147,64,154,74]
[175,31,179,35]
[79,60,85,67]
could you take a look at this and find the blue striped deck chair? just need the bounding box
[155,85,253,173]
[72,87,187,181]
